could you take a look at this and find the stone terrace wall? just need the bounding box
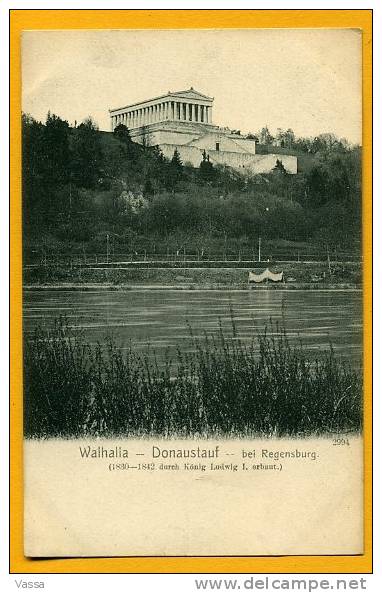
[159,144,297,174]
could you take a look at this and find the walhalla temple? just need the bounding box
[109,88,297,175]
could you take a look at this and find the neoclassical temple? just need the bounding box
[110,87,213,129]
[109,88,297,175]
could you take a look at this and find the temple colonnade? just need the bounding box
[111,100,212,130]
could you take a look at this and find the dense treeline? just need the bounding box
[22,113,361,258]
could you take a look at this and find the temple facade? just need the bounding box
[109,88,297,175]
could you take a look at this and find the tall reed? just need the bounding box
[23,317,362,438]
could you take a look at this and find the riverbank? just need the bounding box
[24,260,362,290]
[24,283,361,291]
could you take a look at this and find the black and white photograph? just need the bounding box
[21,27,364,557]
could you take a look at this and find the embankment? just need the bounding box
[24,260,362,290]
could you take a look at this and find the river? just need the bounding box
[23,289,362,366]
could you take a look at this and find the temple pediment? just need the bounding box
[170,88,213,102]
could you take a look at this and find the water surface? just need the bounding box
[23,289,362,366]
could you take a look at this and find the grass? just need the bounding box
[23,261,362,288]
[23,317,362,438]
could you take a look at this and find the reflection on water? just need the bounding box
[23,289,362,366]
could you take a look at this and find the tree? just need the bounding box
[275,128,295,149]
[44,112,70,186]
[70,116,103,188]
[113,123,132,144]
[165,148,183,190]
[113,123,138,161]
[306,165,329,206]
[272,159,287,175]
[259,126,274,145]
[199,150,215,183]
[22,113,47,228]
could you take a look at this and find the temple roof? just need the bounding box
[110,87,213,113]
[170,88,214,101]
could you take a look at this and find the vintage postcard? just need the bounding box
[15,19,370,563]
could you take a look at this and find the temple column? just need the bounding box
[191,104,196,121]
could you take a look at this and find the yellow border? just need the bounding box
[10,9,372,574]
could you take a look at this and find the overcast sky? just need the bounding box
[22,28,362,144]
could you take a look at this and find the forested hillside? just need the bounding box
[22,113,362,260]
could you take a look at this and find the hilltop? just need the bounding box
[22,113,361,263]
